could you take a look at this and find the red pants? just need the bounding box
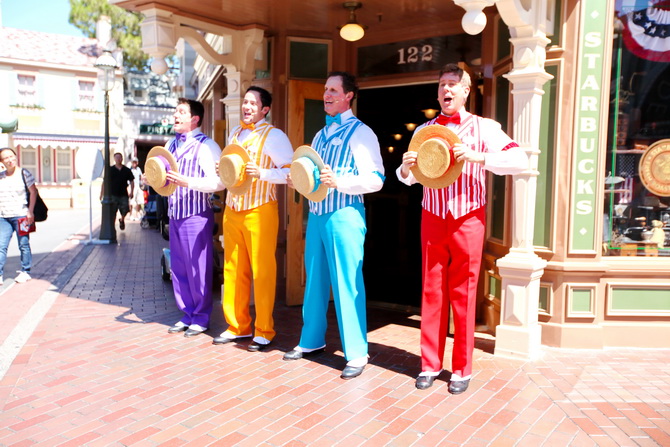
[420,207,485,378]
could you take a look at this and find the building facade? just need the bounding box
[110,0,670,353]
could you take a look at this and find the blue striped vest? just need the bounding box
[168,133,213,220]
[309,118,363,215]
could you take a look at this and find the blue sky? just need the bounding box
[2,0,85,36]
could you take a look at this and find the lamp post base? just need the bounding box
[98,198,117,243]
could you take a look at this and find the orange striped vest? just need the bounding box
[225,123,277,211]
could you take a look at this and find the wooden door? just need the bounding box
[286,80,325,305]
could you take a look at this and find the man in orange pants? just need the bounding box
[213,86,293,352]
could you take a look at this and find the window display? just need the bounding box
[605,0,670,256]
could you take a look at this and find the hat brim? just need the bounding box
[291,145,328,202]
[409,125,464,189]
[220,144,252,196]
[145,146,178,196]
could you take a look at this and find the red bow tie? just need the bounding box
[435,113,461,126]
[240,121,255,131]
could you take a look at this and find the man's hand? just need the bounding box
[245,161,261,179]
[166,170,188,187]
[452,143,484,164]
[400,151,418,178]
[320,165,337,188]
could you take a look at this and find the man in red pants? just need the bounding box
[397,63,527,394]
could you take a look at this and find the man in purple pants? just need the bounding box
[163,98,223,337]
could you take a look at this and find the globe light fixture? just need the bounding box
[405,123,417,131]
[340,2,365,42]
[453,0,496,35]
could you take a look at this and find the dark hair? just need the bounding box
[438,63,471,88]
[328,71,359,107]
[246,86,272,110]
[178,97,205,127]
[0,147,16,156]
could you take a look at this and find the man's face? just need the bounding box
[173,103,198,134]
[114,153,123,164]
[241,90,269,125]
[323,76,352,117]
[437,72,470,116]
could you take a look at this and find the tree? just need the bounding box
[69,0,149,71]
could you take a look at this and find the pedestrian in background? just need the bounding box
[0,147,36,285]
[129,157,144,221]
[108,152,135,231]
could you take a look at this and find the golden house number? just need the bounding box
[397,45,434,65]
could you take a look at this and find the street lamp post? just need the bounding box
[95,50,119,243]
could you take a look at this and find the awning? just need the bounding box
[12,133,118,151]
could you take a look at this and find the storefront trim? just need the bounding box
[567,285,596,318]
[607,285,670,316]
[568,0,611,254]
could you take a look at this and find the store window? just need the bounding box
[55,148,72,183]
[605,1,670,256]
[18,146,38,182]
[78,80,95,110]
[17,74,37,107]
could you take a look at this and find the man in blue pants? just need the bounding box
[283,72,385,379]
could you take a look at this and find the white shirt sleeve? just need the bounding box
[336,124,385,195]
[188,137,225,193]
[259,128,294,185]
[479,118,528,176]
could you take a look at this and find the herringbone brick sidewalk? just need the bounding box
[0,218,668,446]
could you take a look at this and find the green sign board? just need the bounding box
[140,123,174,136]
[570,0,609,253]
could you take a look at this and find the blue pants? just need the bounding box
[299,203,368,361]
[169,209,214,328]
[0,216,32,277]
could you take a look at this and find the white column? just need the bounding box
[494,24,552,360]
[221,70,253,143]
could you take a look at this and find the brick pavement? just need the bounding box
[0,217,669,446]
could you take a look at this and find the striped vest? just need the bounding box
[422,114,487,219]
[168,133,213,220]
[309,118,363,215]
[225,123,276,211]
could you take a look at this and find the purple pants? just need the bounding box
[169,209,214,328]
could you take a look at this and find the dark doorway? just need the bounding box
[358,83,439,309]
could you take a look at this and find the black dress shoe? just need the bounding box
[448,379,470,395]
[168,324,188,334]
[341,365,365,379]
[416,375,437,390]
[212,336,236,345]
[248,341,271,352]
[184,327,206,337]
[282,347,325,361]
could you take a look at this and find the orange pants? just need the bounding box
[222,201,278,340]
[420,207,485,378]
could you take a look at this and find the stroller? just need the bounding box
[159,193,223,283]
[141,187,169,239]
[140,187,159,229]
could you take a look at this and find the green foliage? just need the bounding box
[69,0,150,71]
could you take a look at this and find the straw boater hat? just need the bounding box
[409,124,464,189]
[144,146,178,196]
[291,145,327,202]
[219,143,252,195]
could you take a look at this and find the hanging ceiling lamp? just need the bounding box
[339,2,366,42]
